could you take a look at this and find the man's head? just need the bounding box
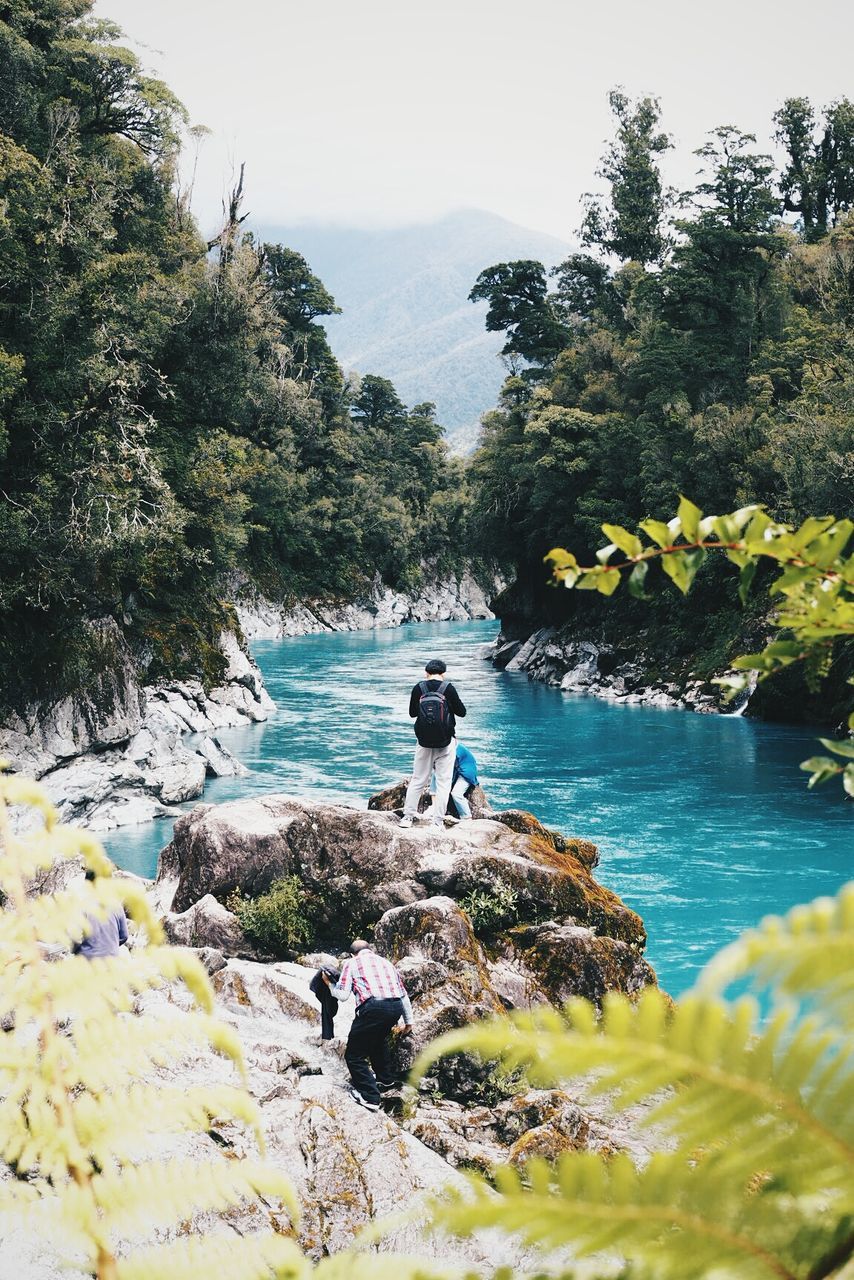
[350,939,371,955]
[424,658,446,676]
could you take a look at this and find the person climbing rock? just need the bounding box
[323,939,413,1111]
[72,869,129,960]
[309,964,340,1040]
[399,658,466,829]
[450,740,479,821]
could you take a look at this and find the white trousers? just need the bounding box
[403,741,455,824]
[451,776,472,819]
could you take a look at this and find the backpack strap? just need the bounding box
[418,680,429,696]
[437,680,449,695]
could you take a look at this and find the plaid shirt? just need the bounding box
[330,950,413,1024]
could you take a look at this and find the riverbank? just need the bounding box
[232,567,497,640]
[0,622,269,832]
[483,624,742,714]
[101,619,852,997]
[0,572,497,832]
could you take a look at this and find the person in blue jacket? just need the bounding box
[451,742,478,820]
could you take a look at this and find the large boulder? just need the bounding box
[157,795,644,949]
[503,920,657,1007]
[161,894,247,955]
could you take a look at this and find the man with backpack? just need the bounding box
[399,658,466,829]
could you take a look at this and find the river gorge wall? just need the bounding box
[0,569,497,831]
[485,624,737,713]
[232,567,497,640]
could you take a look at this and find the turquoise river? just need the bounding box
[102,619,852,996]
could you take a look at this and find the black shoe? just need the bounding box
[376,1079,404,1093]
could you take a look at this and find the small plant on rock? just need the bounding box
[229,876,314,957]
[459,881,520,935]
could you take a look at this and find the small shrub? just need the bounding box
[229,877,313,956]
[460,881,520,934]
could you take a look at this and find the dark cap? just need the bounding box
[424,658,446,674]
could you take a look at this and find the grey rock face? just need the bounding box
[157,796,646,952]
[0,627,267,833]
[234,565,500,640]
[139,793,662,1256]
[161,894,247,955]
[484,625,726,713]
[155,794,654,1138]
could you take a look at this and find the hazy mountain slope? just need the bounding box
[257,209,571,452]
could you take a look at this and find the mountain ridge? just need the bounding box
[255,209,572,451]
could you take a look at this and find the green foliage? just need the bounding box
[228,876,314,956]
[0,2,469,710]
[467,93,854,716]
[0,768,305,1280]
[469,260,569,368]
[775,97,854,241]
[412,882,854,1279]
[546,498,854,788]
[581,88,672,265]
[459,881,520,935]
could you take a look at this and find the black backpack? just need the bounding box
[415,680,453,746]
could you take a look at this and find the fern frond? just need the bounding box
[413,986,854,1193]
[0,771,302,1278]
[428,1149,848,1280]
[314,1254,467,1279]
[86,1159,299,1238]
[71,1083,264,1164]
[698,883,854,1027]
[114,1231,310,1280]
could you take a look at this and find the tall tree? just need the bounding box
[469,260,569,368]
[581,89,672,265]
[775,97,854,241]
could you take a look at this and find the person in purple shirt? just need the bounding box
[72,870,129,960]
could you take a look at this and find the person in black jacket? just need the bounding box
[399,658,466,829]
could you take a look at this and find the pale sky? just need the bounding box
[96,0,854,241]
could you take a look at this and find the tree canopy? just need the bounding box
[465,91,854,721]
[0,1,470,709]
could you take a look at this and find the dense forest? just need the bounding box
[2,3,853,723]
[0,1,468,709]
[465,90,854,717]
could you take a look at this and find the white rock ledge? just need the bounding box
[0,624,266,833]
[485,626,741,714]
[234,568,498,640]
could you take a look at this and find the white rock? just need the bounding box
[147,754,207,805]
[196,736,249,778]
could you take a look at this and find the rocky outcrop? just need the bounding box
[0,623,268,832]
[156,796,646,950]
[484,626,733,713]
[234,567,498,640]
[1,949,531,1277]
[143,791,662,1233]
[161,893,248,955]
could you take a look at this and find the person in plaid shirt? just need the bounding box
[323,939,414,1110]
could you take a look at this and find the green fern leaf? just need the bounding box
[698,884,854,1028]
[114,1231,309,1280]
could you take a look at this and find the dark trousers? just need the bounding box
[345,997,403,1105]
[309,972,338,1040]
